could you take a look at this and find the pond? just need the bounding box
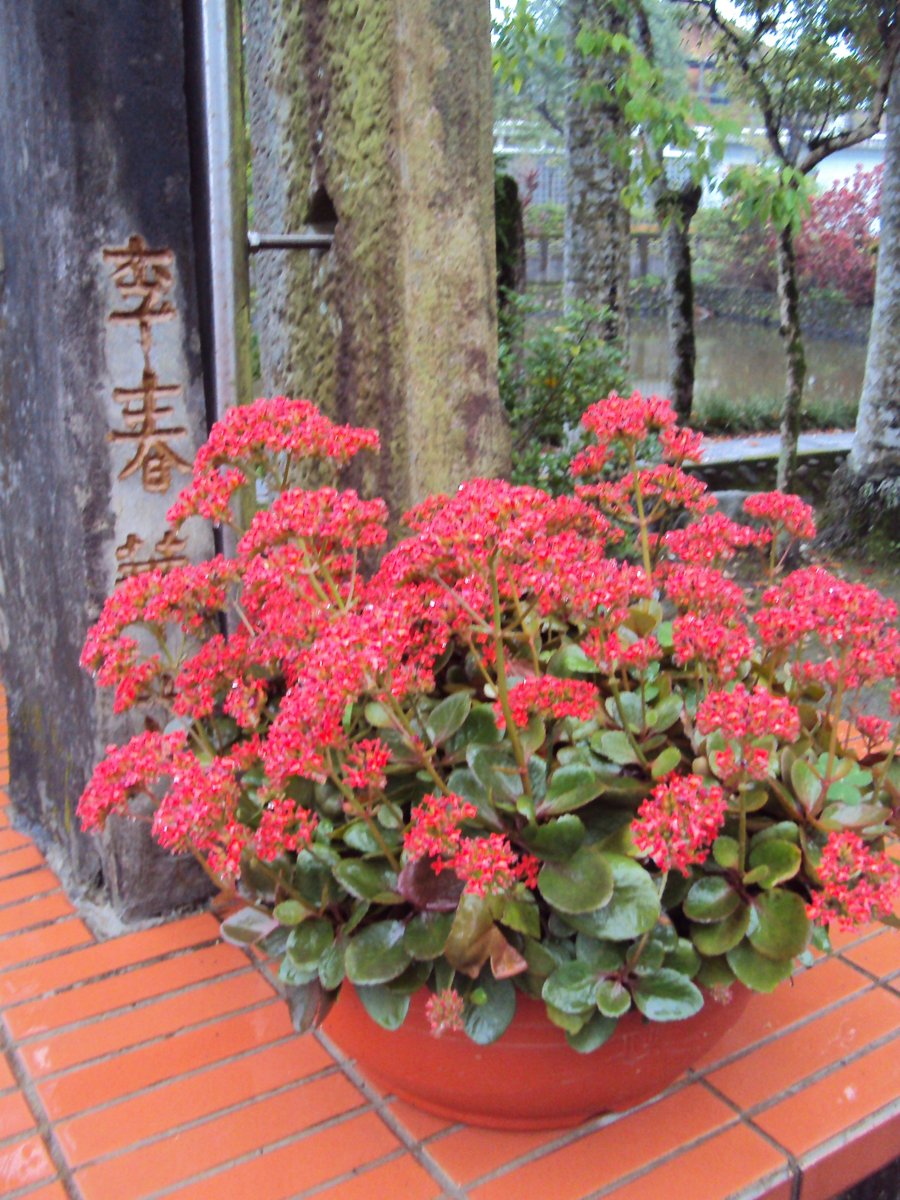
[630,316,867,422]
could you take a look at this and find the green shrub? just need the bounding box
[498,294,624,492]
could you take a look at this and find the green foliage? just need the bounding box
[721,165,813,236]
[498,294,624,492]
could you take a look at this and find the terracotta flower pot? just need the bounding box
[322,983,751,1130]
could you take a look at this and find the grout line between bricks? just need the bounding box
[63,1053,345,1170]
[139,1101,382,1200]
[315,1025,470,1200]
[0,1016,81,1200]
[16,965,268,1062]
[696,1075,801,1198]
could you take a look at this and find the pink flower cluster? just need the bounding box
[631,773,727,876]
[499,677,599,728]
[403,794,538,897]
[807,832,900,931]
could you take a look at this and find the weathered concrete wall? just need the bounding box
[245,0,510,520]
[0,1,213,917]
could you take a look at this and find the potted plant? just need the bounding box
[79,393,900,1129]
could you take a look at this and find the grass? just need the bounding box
[692,391,858,436]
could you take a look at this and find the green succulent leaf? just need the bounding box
[727,939,795,992]
[746,840,802,889]
[538,844,615,914]
[633,969,704,1021]
[651,745,682,778]
[539,764,606,816]
[665,938,701,978]
[596,977,632,1018]
[649,694,684,731]
[521,814,586,860]
[287,917,334,968]
[545,1002,590,1034]
[497,896,542,939]
[571,855,660,941]
[345,920,412,985]
[356,983,411,1030]
[593,729,642,765]
[690,904,751,955]
[461,703,504,746]
[464,975,516,1045]
[542,960,600,1014]
[683,877,741,924]
[565,1010,619,1052]
[605,692,644,732]
[790,759,823,812]
[426,692,473,745]
[695,956,737,989]
[748,890,809,961]
[333,859,400,903]
[712,836,740,870]
[403,912,454,960]
[468,745,523,803]
[546,643,603,676]
[220,907,280,947]
[273,900,307,927]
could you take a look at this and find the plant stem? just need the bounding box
[490,562,533,800]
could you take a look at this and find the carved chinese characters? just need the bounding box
[101,235,202,583]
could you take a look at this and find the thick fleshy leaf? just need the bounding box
[287,917,334,968]
[462,703,504,745]
[220,907,280,947]
[712,836,740,870]
[748,890,809,961]
[605,692,644,732]
[727,940,795,992]
[468,745,523,803]
[385,960,432,995]
[443,893,494,975]
[690,905,751,956]
[273,900,307,927]
[683,877,741,924]
[521,814,586,861]
[649,694,684,732]
[695,955,737,989]
[542,961,600,1014]
[565,1010,619,1052]
[283,980,336,1033]
[446,767,498,825]
[538,845,615,914]
[403,912,454,960]
[333,860,400,903]
[464,975,516,1045]
[344,920,412,985]
[426,692,472,745]
[545,1002,589,1034]
[746,840,802,889]
[665,938,701,979]
[596,978,631,1018]
[497,896,541,939]
[575,934,625,971]
[790,759,823,812]
[571,855,660,942]
[397,857,464,912]
[356,983,411,1030]
[651,745,682,779]
[317,940,346,991]
[633,969,703,1021]
[546,643,603,676]
[594,730,641,765]
[539,764,606,816]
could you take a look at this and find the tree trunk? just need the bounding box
[822,83,900,548]
[244,0,510,522]
[775,225,806,492]
[563,0,630,346]
[657,183,702,422]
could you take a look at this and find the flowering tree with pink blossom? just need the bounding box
[78,392,900,1046]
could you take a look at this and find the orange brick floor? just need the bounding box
[0,698,898,1198]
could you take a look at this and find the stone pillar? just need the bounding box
[0,1,214,917]
[245,0,510,521]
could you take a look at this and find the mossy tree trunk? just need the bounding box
[244,0,509,522]
[824,86,900,546]
[563,0,630,347]
[775,225,806,492]
[656,183,702,422]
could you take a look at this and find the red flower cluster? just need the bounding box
[425,987,466,1036]
[403,794,537,897]
[743,491,816,540]
[499,677,599,728]
[631,773,727,876]
[807,832,900,931]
